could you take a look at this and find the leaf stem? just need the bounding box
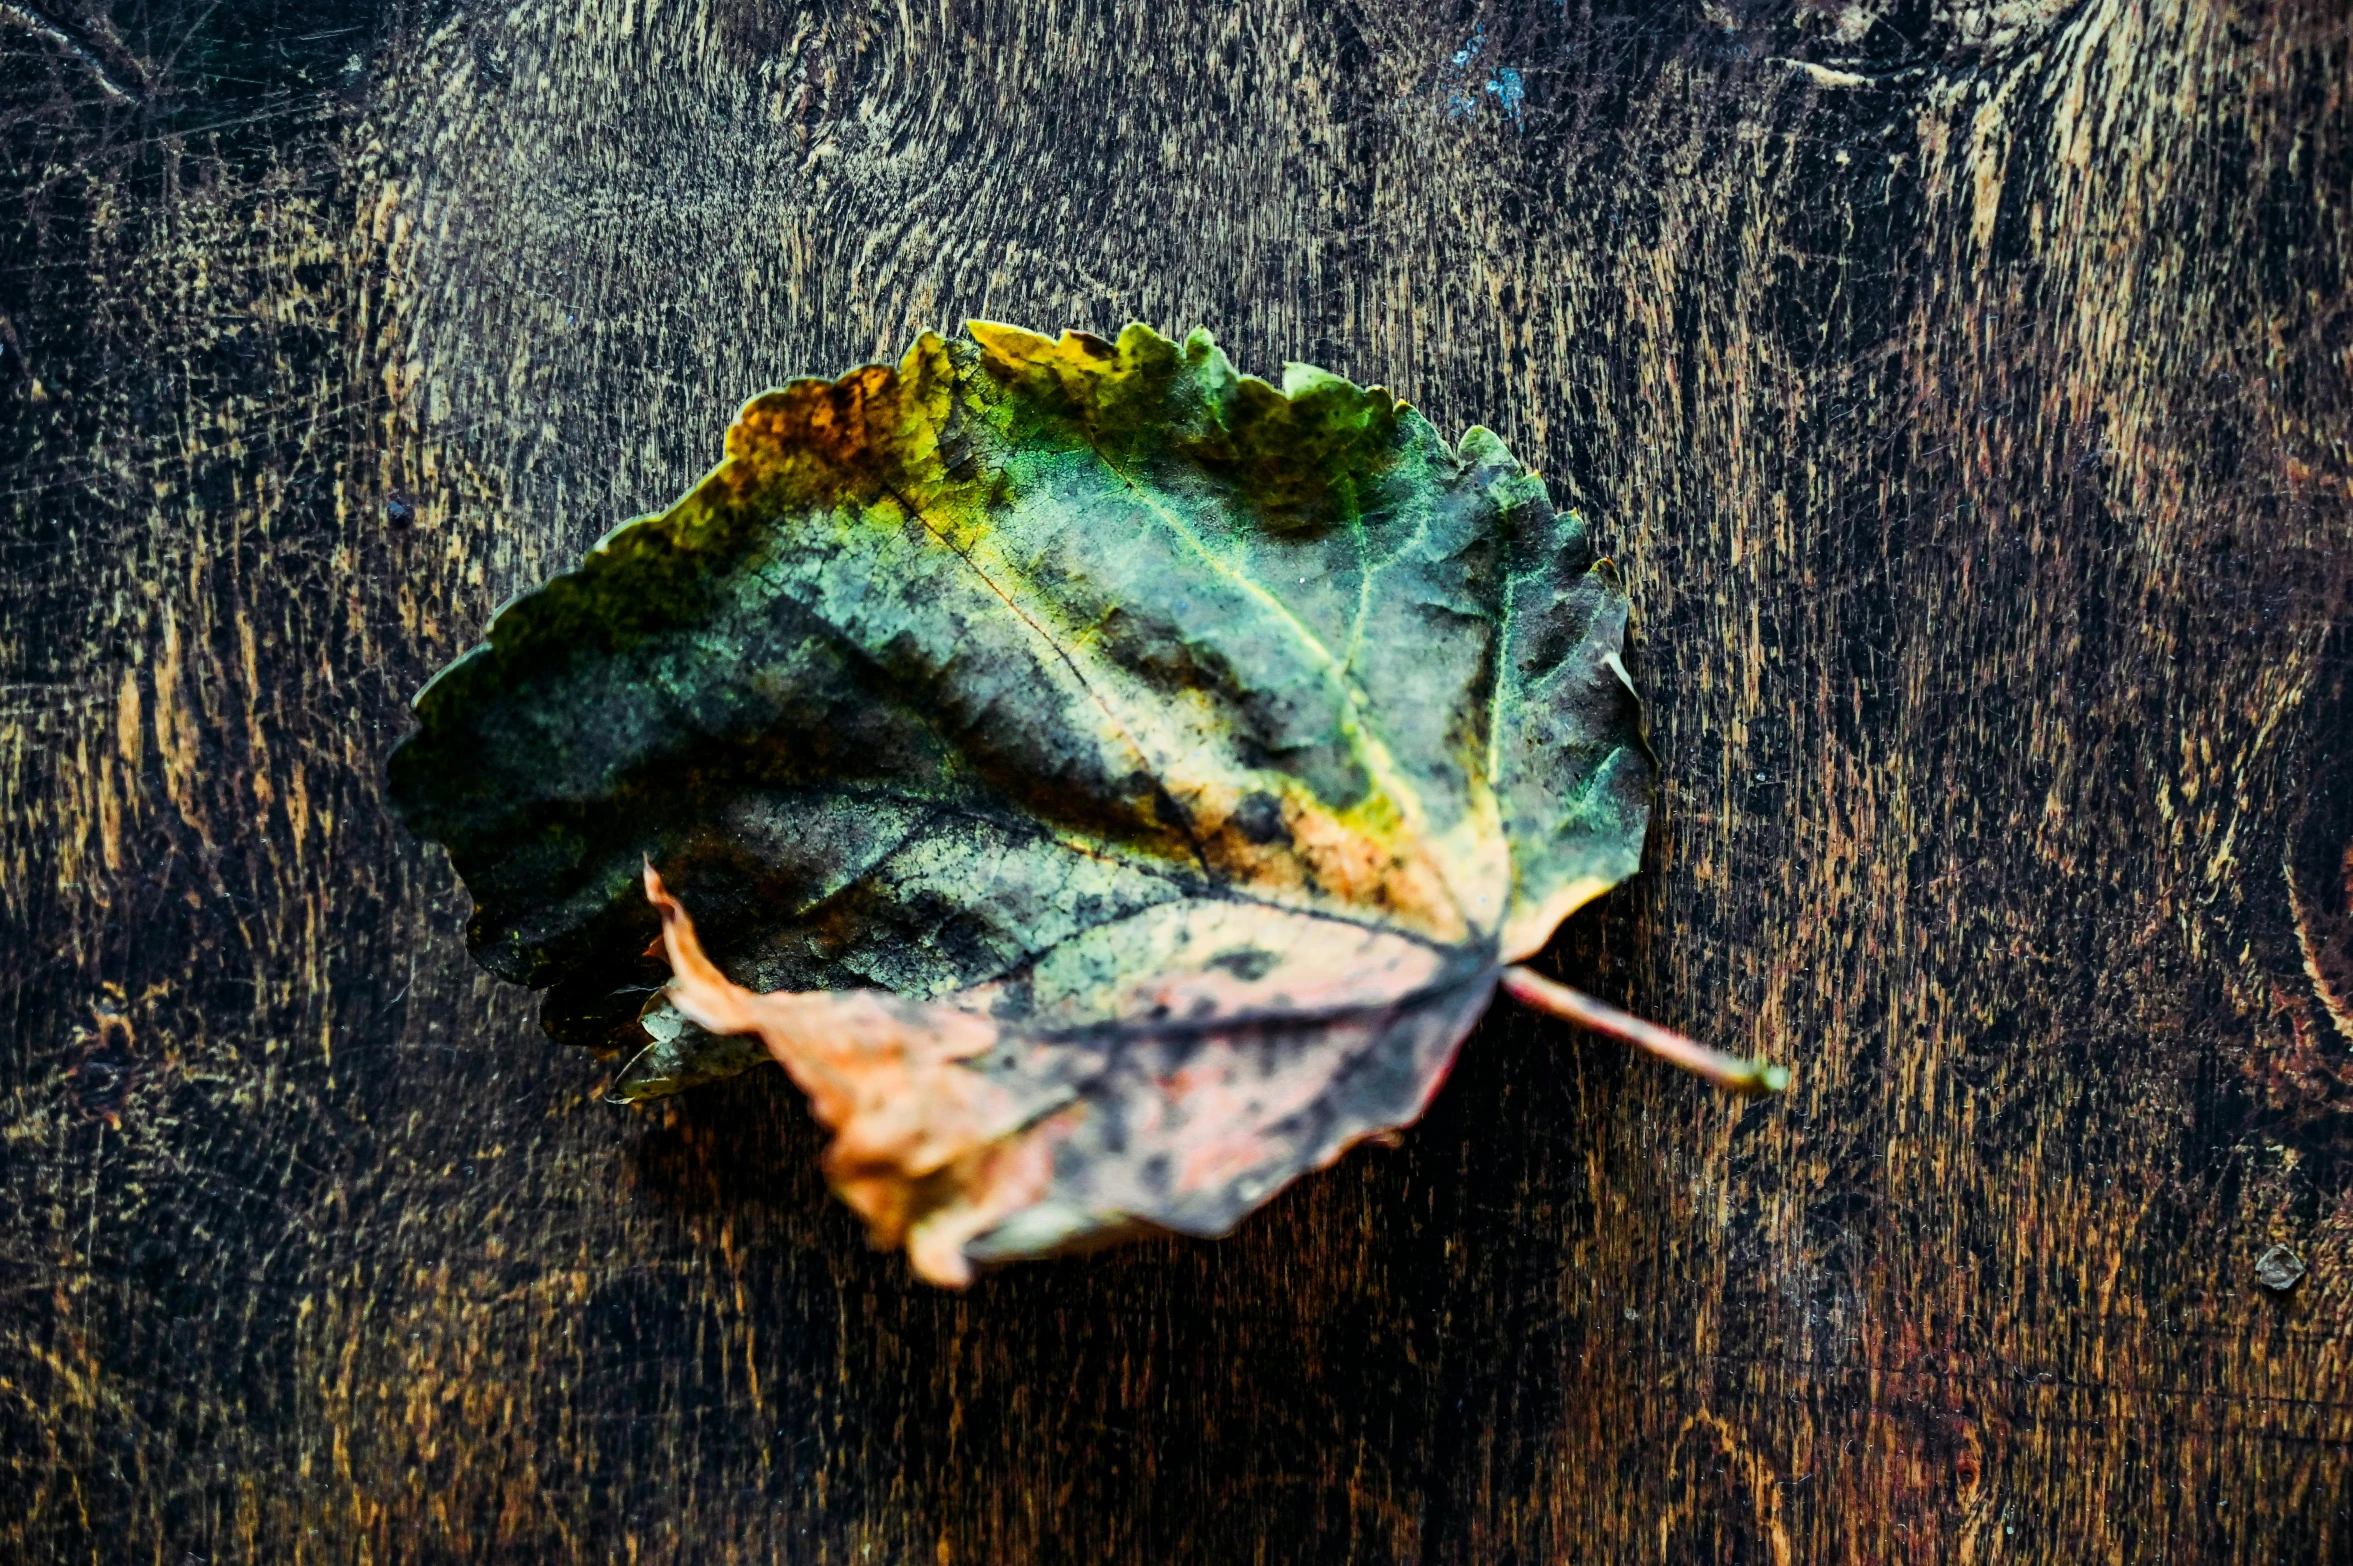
[1499,966,1790,1097]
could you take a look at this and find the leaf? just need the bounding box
[388,321,1687,1285]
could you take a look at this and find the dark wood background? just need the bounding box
[6,0,2351,1560]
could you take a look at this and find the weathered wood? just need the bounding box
[4,1,2349,1559]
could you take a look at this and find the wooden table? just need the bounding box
[5,1,2348,1558]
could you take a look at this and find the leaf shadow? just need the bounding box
[611,894,1655,1560]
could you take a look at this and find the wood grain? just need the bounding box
[4,0,2349,1559]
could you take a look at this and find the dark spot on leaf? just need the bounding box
[1229,790,1288,845]
[1208,946,1279,982]
[1150,783,1194,834]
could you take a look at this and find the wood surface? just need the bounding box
[5,0,2351,1560]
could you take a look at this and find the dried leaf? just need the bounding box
[388,322,1670,1284]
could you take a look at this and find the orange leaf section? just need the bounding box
[643,862,1051,1285]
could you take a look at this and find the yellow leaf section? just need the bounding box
[715,331,961,514]
[964,319,1177,442]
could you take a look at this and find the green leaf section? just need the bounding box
[389,323,1652,1094]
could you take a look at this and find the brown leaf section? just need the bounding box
[643,862,1051,1285]
[717,333,958,513]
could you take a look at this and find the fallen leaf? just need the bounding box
[389,321,1774,1286]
